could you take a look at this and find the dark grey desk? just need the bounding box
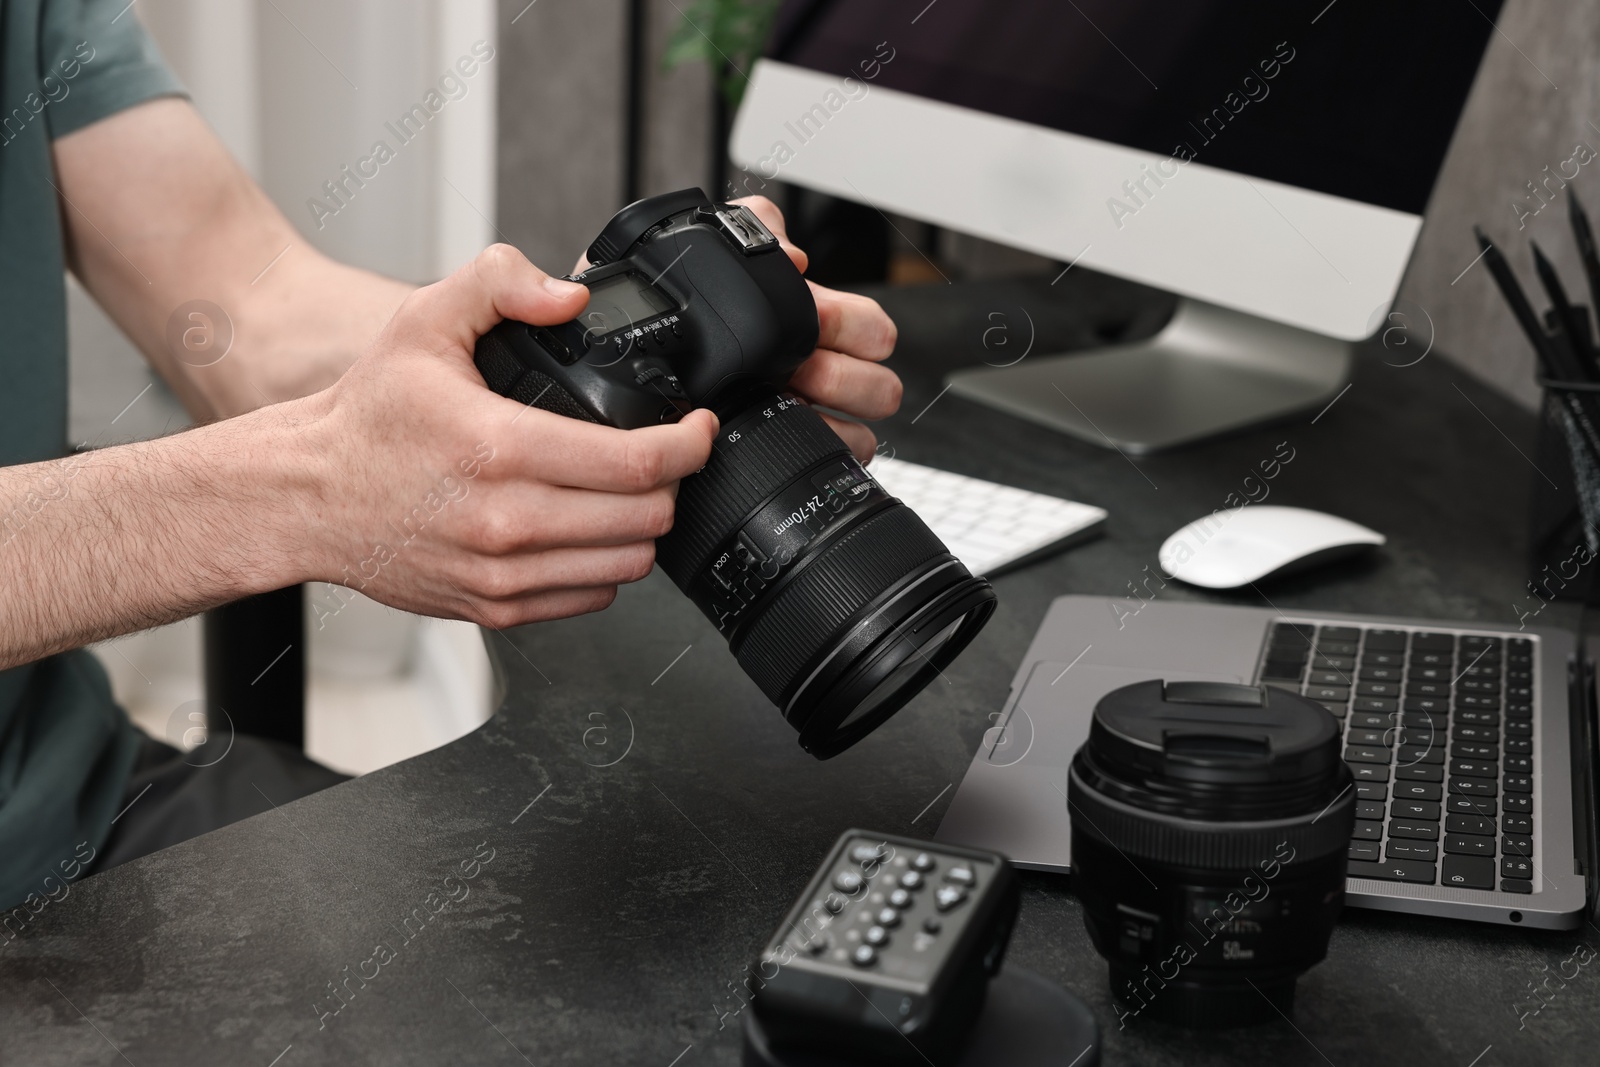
[4,276,1597,1067]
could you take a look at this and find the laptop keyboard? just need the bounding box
[1257,622,1536,894]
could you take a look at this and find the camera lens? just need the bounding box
[655,395,996,758]
[840,613,969,729]
[1067,680,1354,1028]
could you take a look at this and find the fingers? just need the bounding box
[812,283,897,362]
[731,195,810,275]
[468,484,679,553]
[402,244,591,353]
[460,542,657,603]
[788,349,903,421]
[465,585,622,630]
[500,407,718,492]
[820,414,878,463]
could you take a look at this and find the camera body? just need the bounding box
[475,190,996,759]
[473,188,817,429]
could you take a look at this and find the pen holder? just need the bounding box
[1528,378,1600,603]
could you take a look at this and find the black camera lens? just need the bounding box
[655,396,996,758]
[472,189,997,759]
[1067,680,1354,1028]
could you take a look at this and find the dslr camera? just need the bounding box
[473,189,996,758]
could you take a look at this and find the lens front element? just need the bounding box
[842,613,968,730]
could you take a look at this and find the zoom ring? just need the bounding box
[657,399,849,585]
[736,504,951,707]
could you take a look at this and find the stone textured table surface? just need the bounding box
[3,274,1597,1066]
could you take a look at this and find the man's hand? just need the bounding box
[0,245,717,669]
[297,246,718,629]
[731,197,901,461]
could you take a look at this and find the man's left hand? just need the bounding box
[732,196,901,462]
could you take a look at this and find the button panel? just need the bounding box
[773,836,992,986]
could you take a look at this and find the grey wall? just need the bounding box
[640,0,716,198]
[1402,0,1600,410]
[497,0,623,271]
[496,0,714,273]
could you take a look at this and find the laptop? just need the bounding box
[936,596,1596,929]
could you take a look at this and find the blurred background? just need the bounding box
[76,0,1598,773]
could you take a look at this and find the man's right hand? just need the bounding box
[0,243,717,671]
[293,244,718,630]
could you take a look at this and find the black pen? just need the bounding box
[1568,189,1600,371]
[1531,240,1598,382]
[1477,227,1562,377]
[1477,226,1600,466]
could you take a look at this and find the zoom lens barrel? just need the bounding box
[656,396,996,758]
[1068,680,1354,1027]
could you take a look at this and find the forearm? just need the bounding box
[73,192,412,420]
[56,98,413,421]
[0,402,328,669]
[192,251,414,415]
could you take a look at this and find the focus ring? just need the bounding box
[1067,763,1355,869]
[736,504,950,706]
[657,401,848,584]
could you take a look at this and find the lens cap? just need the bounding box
[1069,680,1354,1030]
[1083,680,1343,815]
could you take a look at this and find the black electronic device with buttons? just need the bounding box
[747,830,1020,1066]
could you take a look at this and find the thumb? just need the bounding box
[661,408,721,478]
[404,244,590,355]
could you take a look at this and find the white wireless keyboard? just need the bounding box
[867,456,1106,576]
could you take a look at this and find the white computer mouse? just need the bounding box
[1158,505,1385,589]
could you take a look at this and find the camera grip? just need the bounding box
[474,323,597,423]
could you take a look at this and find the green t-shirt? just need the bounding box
[0,0,185,910]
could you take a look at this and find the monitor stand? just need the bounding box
[944,297,1353,454]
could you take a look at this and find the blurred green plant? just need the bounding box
[662,0,783,110]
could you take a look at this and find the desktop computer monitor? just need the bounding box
[731,1,1502,452]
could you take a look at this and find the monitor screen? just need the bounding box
[768,0,1502,215]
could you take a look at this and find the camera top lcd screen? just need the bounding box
[583,273,676,336]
